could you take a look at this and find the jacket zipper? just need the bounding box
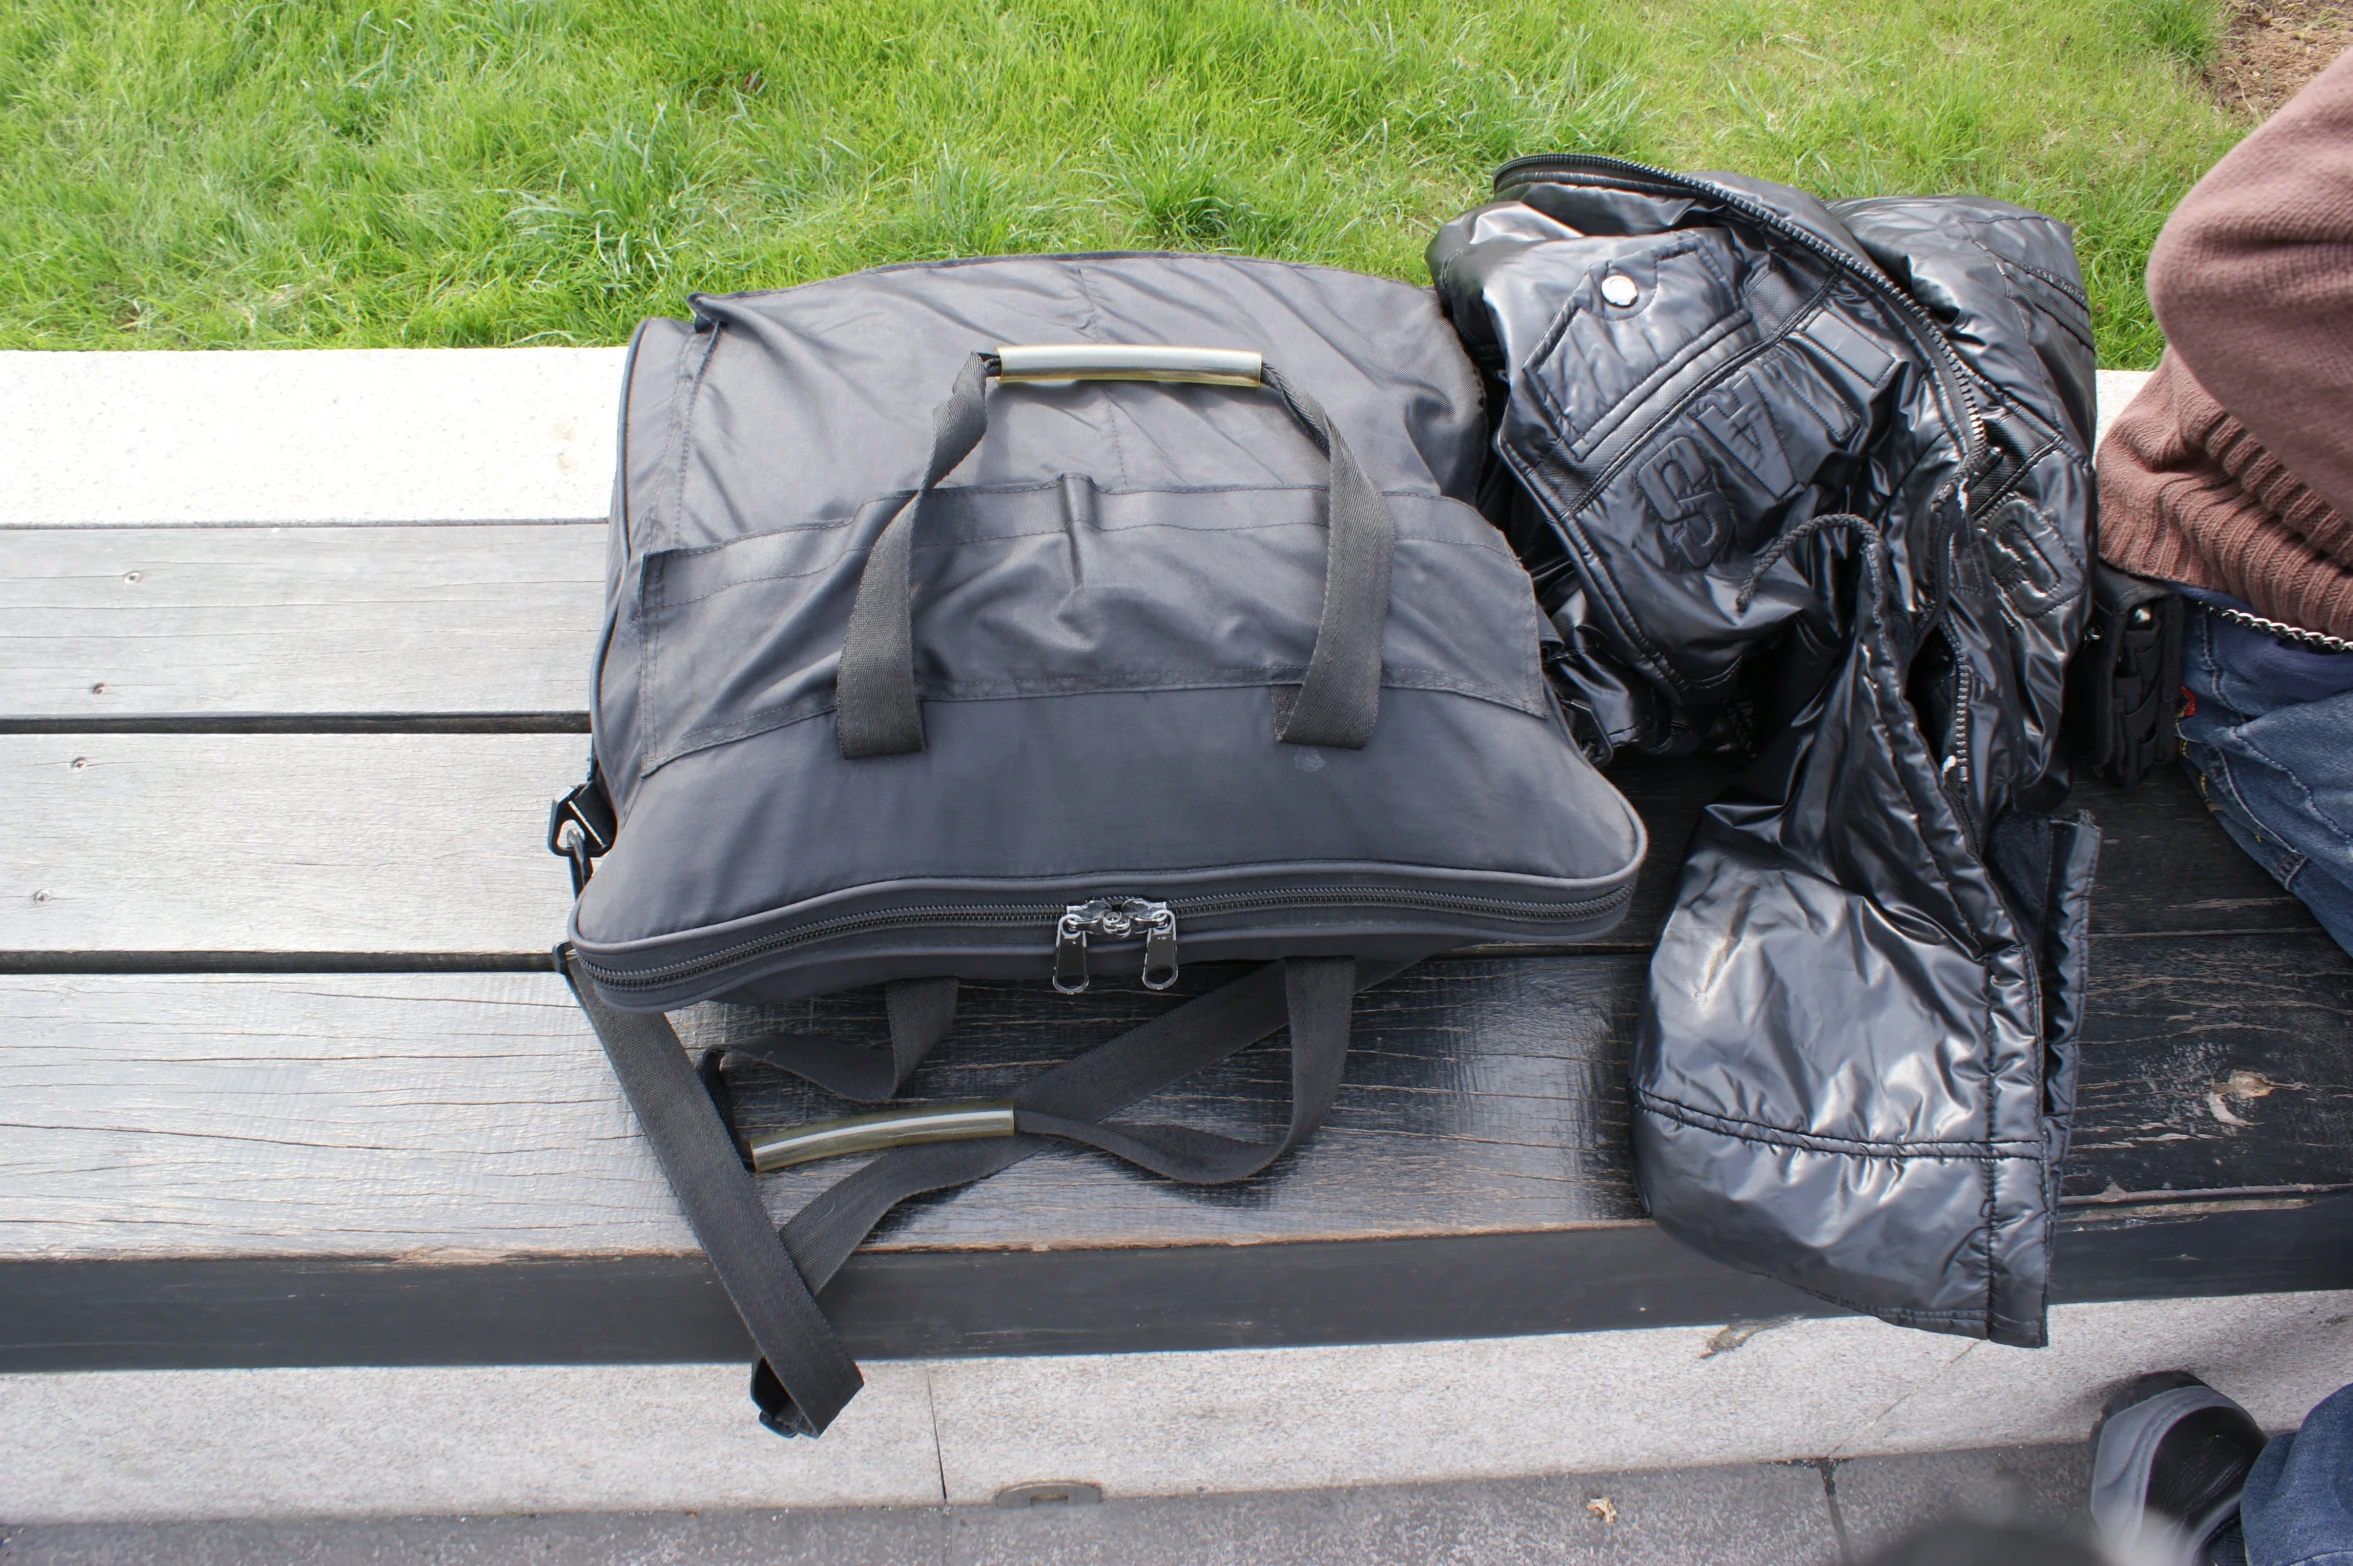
[578,882,1636,996]
[1937,652,1979,857]
[1489,154,1991,643]
[1965,434,2064,519]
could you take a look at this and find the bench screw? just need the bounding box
[123,571,142,583]
[70,757,87,769]
[90,682,106,695]
[32,890,51,903]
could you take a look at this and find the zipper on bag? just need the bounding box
[578,880,1635,998]
[1055,897,1180,994]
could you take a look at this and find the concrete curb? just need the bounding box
[4,1289,2343,1523]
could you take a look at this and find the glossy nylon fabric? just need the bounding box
[1430,165,2099,1344]
[575,252,1645,1006]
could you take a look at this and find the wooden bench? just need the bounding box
[4,355,2349,1516]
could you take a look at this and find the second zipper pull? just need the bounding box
[1053,897,1179,994]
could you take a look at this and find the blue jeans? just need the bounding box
[2177,601,2353,957]
[2242,1381,2353,1566]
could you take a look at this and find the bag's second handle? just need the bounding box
[834,347,1395,759]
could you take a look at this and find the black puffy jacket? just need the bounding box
[1431,158,2100,1346]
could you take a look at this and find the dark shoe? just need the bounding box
[2090,1371,2268,1564]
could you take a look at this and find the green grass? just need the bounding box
[0,0,2242,364]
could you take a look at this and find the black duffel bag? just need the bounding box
[549,253,1646,1435]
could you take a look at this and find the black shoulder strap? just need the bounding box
[559,947,863,1436]
[563,945,1413,1436]
[720,976,960,1103]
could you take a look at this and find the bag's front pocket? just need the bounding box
[635,483,1546,776]
[637,510,864,773]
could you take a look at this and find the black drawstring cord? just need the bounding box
[1733,511,1884,615]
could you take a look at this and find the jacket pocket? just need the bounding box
[1521,228,1754,462]
[1608,316,1886,574]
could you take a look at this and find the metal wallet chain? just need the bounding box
[2214,605,2353,656]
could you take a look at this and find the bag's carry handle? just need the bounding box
[835,347,1396,758]
[997,343,1264,385]
[749,954,1398,1436]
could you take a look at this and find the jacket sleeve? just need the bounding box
[2146,49,2353,525]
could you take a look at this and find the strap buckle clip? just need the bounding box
[546,762,617,895]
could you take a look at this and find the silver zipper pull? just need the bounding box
[1141,905,1179,990]
[1053,897,1179,994]
[1054,905,1095,994]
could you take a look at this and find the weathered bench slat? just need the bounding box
[0,962,1643,1262]
[0,348,624,529]
[0,736,2321,960]
[15,1191,2350,1373]
[0,525,606,721]
[4,947,2345,1372]
[6,937,2345,1271]
[0,377,2156,729]
[2067,932,2353,1192]
[1,733,582,955]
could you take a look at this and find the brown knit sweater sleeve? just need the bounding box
[2100,350,2353,635]
[2147,48,2353,521]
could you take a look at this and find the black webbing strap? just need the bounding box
[720,976,959,1103]
[835,352,993,758]
[560,945,863,1437]
[748,956,1421,1451]
[1258,365,1394,753]
[773,956,1414,1295]
[1014,952,1361,1180]
[571,944,1414,1436]
[834,351,1395,759]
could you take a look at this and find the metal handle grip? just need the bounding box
[995,344,1263,387]
[747,1100,1017,1172]
[836,345,1389,759]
